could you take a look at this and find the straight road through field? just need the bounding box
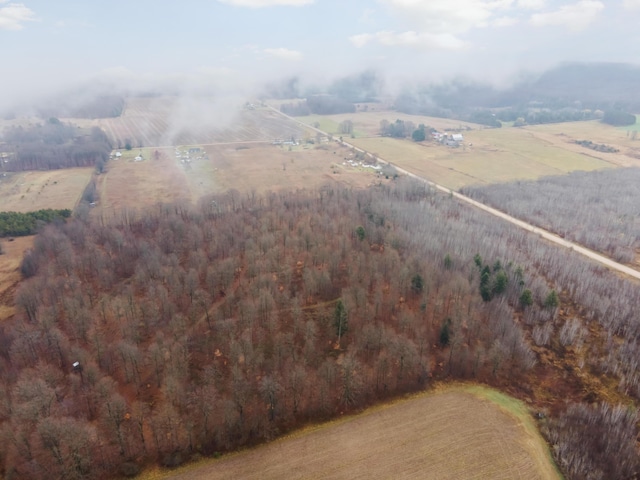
[268,106,640,282]
[350,141,640,282]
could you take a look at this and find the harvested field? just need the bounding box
[285,112,635,189]
[95,143,385,218]
[94,147,192,218]
[142,385,560,480]
[349,127,614,190]
[203,142,382,194]
[524,120,640,166]
[0,168,93,212]
[295,111,479,138]
[96,97,312,147]
[0,236,33,321]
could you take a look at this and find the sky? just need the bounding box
[1,0,640,107]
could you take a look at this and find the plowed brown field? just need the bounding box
[142,385,561,480]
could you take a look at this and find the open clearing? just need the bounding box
[286,112,640,189]
[143,384,560,480]
[346,123,624,190]
[348,133,610,190]
[0,168,93,212]
[202,142,383,194]
[95,147,192,218]
[295,112,478,139]
[0,236,33,321]
[95,142,387,218]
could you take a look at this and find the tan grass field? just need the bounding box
[287,111,640,189]
[0,168,93,212]
[95,142,387,218]
[296,112,478,138]
[0,236,33,321]
[349,125,618,190]
[142,384,561,480]
[94,148,192,218]
[202,142,382,194]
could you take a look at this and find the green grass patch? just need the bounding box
[294,115,341,135]
[620,115,640,132]
[462,384,564,480]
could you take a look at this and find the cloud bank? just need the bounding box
[0,1,35,30]
[217,0,313,7]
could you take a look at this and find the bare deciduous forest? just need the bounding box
[462,168,640,265]
[1,121,112,173]
[0,180,638,479]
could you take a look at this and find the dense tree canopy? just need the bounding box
[1,180,639,479]
[0,209,71,237]
[602,110,636,126]
[1,121,112,172]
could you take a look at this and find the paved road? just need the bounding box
[269,105,640,281]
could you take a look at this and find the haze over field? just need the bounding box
[2,0,640,112]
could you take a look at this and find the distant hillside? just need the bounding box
[514,62,640,110]
[394,62,640,122]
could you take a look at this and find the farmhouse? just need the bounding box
[442,133,464,147]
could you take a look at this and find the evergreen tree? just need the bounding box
[520,289,533,309]
[411,274,424,294]
[334,299,348,345]
[544,289,560,308]
[439,319,452,346]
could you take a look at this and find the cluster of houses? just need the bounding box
[343,159,382,171]
[272,138,299,146]
[175,147,205,164]
[342,153,382,171]
[109,150,143,161]
[432,132,465,147]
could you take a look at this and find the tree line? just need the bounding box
[602,110,636,126]
[0,209,72,237]
[1,119,112,172]
[2,181,639,479]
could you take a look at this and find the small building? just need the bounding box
[442,133,464,147]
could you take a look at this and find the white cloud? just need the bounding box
[217,0,313,7]
[530,0,604,31]
[349,33,373,48]
[622,0,640,9]
[379,0,514,34]
[0,2,35,30]
[517,0,547,8]
[264,47,303,61]
[350,30,468,51]
[352,1,521,53]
